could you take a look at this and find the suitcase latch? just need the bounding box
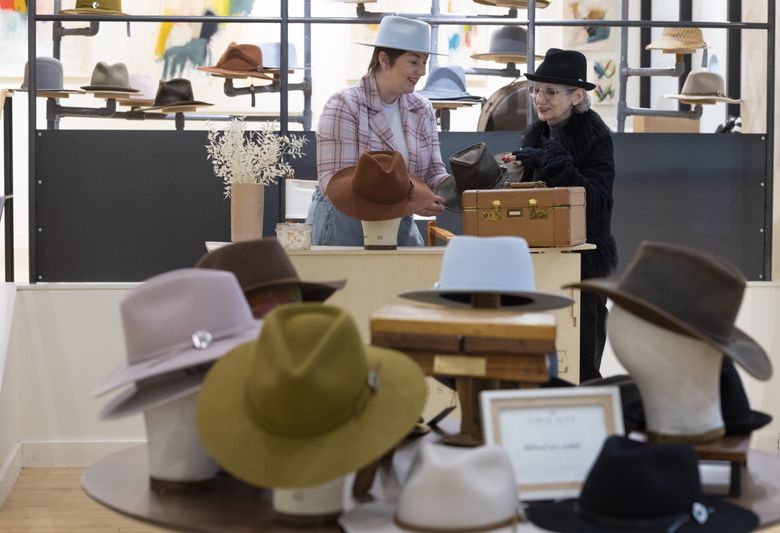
[483,200,502,221]
[529,198,548,220]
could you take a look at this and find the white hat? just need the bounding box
[340,444,539,532]
[357,15,443,55]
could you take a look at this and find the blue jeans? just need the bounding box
[306,187,424,246]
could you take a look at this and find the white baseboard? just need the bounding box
[0,442,22,509]
[21,440,145,468]
[751,432,780,455]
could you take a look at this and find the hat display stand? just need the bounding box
[143,392,219,492]
[430,99,479,132]
[272,477,346,526]
[608,306,726,443]
[371,303,556,447]
[361,218,401,250]
[609,306,752,497]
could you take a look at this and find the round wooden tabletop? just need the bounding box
[81,445,341,532]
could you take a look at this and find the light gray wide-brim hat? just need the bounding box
[94,268,261,397]
[99,368,207,420]
[665,70,740,104]
[417,65,482,101]
[19,57,84,94]
[357,15,444,55]
[471,26,544,63]
[400,236,573,311]
[81,61,138,92]
[259,42,303,70]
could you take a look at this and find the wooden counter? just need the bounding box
[283,245,593,384]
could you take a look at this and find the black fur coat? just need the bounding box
[521,110,617,278]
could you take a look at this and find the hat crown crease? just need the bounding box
[617,243,743,342]
[244,305,372,437]
[352,152,410,205]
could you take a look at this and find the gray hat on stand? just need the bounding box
[19,57,84,94]
[417,66,482,101]
[472,26,544,63]
[81,62,138,93]
[259,42,302,70]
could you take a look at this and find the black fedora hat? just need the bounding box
[526,436,759,532]
[565,241,772,381]
[525,48,596,90]
[435,143,507,212]
[625,358,772,436]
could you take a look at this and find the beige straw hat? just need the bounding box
[646,27,706,54]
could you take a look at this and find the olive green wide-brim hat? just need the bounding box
[197,303,427,488]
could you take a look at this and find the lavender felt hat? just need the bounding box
[94,268,261,398]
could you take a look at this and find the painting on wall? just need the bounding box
[591,56,616,106]
[0,0,95,79]
[564,0,619,52]
[156,0,257,79]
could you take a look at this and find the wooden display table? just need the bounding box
[82,445,340,532]
[83,443,780,531]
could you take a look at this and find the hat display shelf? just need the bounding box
[615,2,706,132]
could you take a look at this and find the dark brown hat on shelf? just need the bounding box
[140,78,212,111]
[195,238,345,302]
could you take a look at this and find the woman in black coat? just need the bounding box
[503,48,617,382]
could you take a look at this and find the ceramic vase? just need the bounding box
[231,182,265,242]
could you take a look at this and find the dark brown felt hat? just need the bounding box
[195,238,345,302]
[565,241,772,381]
[325,151,437,221]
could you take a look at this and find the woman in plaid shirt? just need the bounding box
[307,16,448,246]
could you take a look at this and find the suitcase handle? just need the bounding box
[506,180,547,189]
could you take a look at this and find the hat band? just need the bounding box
[574,502,714,531]
[394,513,520,532]
[134,320,255,367]
[245,365,380,438]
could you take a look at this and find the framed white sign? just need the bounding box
[480,386,624,501]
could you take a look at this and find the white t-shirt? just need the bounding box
[380,98,410,165]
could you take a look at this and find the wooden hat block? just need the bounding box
[371,303,556,446]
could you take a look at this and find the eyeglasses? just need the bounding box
[529,84,574,100]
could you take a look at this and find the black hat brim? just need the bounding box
[526,499,759,533]
[524,72,596,91]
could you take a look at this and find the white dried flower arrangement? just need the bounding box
[206,116,307,197]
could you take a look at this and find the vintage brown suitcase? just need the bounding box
[462,185,586,247]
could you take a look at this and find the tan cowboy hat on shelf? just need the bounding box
[473,0,550,9]
[646,27,706,54]
[664,70,740,105]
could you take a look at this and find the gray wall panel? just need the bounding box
[35,131,767,282]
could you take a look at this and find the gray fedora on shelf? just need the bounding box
[665,70,740,104]
[81,62,138,92]
[19,57,83,94]
[565,241,772,380]
[357,15,444,55]
[472,26,543,63]
[417,65,482,102]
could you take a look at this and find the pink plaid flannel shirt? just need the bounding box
[316,73,449,193]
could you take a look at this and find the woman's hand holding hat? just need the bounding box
[501,147,544,174]
[416,194,446,216]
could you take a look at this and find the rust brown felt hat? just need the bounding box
[195,238,345,302]
[326,151,437,221]
[198,42,273,80]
